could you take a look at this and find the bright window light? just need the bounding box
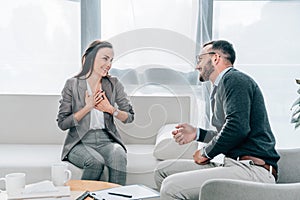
[213,0,300,147]
[0,0,80,94]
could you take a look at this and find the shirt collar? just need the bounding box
[213,67,233,87]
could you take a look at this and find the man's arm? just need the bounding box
[197,129,218,143]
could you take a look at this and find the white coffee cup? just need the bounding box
[51,163,72,186]
[0,173,26,195]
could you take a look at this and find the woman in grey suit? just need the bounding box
[57,40,134,185]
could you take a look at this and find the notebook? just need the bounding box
[90,184,160,200]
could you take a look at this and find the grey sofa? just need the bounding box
[199,148,300,200]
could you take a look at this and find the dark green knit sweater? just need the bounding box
[198,68,280,170]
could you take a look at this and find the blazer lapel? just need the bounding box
[74,78,91,138]
[102,78,113,103]
[102,78,114,129]
[77,78,87,107]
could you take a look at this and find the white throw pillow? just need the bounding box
[153,123,200,160]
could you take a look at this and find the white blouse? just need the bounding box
[86,81,105,130]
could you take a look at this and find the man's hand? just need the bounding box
[172,123,197,145]
[193,150,210,165]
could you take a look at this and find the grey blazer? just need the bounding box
[57,76,134,161]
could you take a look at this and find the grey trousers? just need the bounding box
[154,158,275,200]
[67,129,127,185]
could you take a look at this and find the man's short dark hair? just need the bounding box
[204,40,236,64]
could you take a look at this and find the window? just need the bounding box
[0,0,80,94]
[101,0,198,73]
[100,0,208,128]
[213,0,300,147]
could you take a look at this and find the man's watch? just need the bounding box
[113,108,119,117]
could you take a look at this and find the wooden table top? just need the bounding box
[66,180,121,199]
[66,180,120,191]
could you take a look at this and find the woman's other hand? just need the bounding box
[95,91,114,114]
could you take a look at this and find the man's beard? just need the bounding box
[199,61,214,82]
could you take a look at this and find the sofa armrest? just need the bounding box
[200,179,300,200]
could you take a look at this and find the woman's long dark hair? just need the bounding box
[75,40,113,79]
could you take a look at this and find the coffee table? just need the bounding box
[66,180,120,199]
[0,180,120,200]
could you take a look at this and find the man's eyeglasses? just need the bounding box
[196,52,216,64]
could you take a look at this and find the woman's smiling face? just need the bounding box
[93,47,114,77]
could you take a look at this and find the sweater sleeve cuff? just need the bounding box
[195,128,200,141]
[197,128,207,142]
[201,147,212,159]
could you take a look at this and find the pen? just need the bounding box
[108,192,132,198]
[76,191,90,200]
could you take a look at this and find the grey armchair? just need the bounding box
[199,148,300,200]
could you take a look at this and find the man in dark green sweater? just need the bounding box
[155,40,280,200]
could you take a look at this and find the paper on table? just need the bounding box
[7,180,70,200]
[90,184,160,200]
[23,180,58,194]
